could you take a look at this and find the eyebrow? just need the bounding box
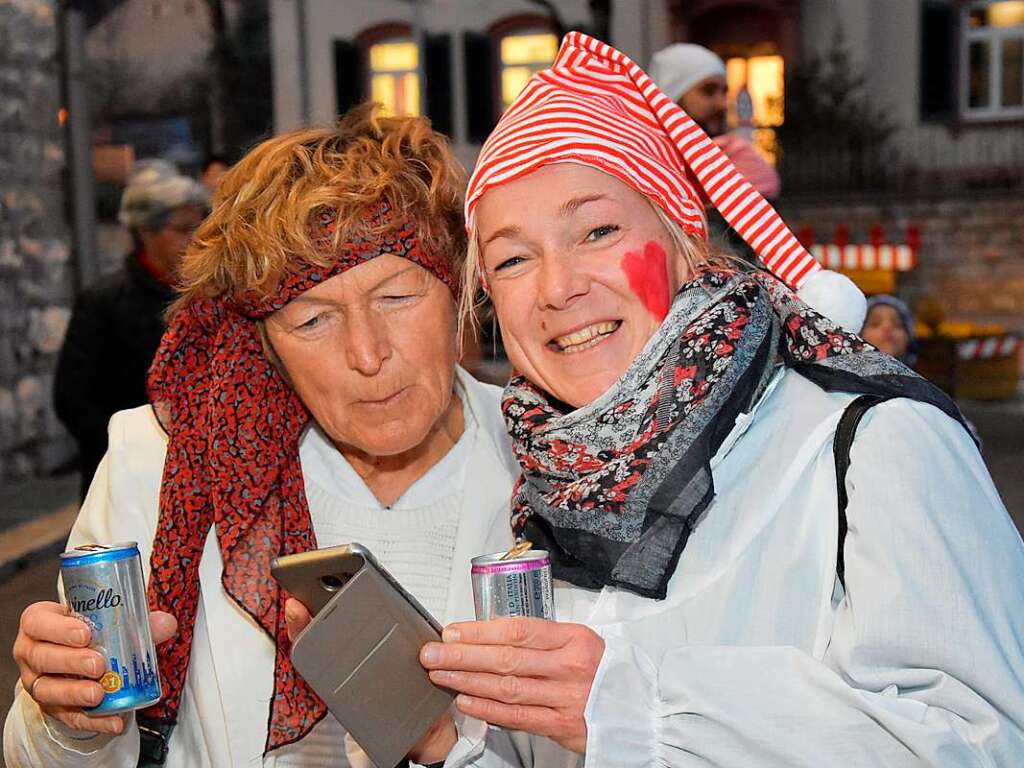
[481,194,609,245]
[483,225,521,245]
[286,263,421,304]
[559,193,607,217]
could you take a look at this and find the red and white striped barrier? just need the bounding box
[811,244,917,271]
[957,335,1021,361]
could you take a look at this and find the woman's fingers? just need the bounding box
[429,669,583,709]
[421,640,567,679]
[20,640,105,679]
[28,676,104,709]
[453,695,566,740]
[442,617,570,650]
[19,602,92,647]
[49,707,127,736]
[284,598,312,642]
[149,611,178,645]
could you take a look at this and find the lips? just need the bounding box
[356,387,409,406]
[549,320,622,353]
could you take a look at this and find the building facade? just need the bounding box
[270,0,672,167]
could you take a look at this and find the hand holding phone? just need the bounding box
[271,544,454,768]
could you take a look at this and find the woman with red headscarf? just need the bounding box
[6,105,517,768]
[419,34,1024,767]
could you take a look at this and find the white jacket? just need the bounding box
[3,368,518,768]
[443,369,1024,767]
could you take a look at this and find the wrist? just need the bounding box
[408,716,457,765]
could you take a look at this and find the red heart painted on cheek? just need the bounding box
[620,241,670,321]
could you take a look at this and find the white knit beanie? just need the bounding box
[648,43,727,104]
[118,159,209,229]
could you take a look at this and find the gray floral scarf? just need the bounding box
[501,269,966,598]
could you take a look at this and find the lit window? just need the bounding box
[369,39,420,116]
[963,1,1024,118]
[725,55,785,163]
[500,32,558,107]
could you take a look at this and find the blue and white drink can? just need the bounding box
[59,542,162,714]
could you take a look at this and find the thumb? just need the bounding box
[148,611,178,645]
[284,598,312,642]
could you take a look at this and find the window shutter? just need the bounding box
[464,30,495,143]
[920,0,956,121]
[425,33,453,135]
[334,38,365,119]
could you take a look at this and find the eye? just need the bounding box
[379,294,416,306]
[494,255,526,272]
[585,224,619,242]
[296,314,323,330]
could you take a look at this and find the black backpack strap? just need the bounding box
[137,717,174,767]
[833,394,897,590]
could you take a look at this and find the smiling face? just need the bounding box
[264,254,459,458]
[475,163,691,407]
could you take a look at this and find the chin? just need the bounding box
[360,422,431,457]
[549,374,618,409]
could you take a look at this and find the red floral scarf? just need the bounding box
[142,206,456,754]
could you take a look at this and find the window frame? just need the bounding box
[960,1,1024,120]
[358,22,423,118]
[488,14,557,118]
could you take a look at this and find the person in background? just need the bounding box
[649,43,780,200]
[199,153,231,192]
[861,294,918,365]
[53,160,208,500]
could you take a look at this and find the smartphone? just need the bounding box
[270,544,453,767]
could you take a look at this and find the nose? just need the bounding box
[343,311,391,376]
[713,88,728,114]
[536,251,590,311]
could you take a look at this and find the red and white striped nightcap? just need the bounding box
[466,32,822,290]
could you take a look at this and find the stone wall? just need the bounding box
[778,193,1024,329]
[0,0,76,484]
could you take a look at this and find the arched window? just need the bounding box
[363,25,421,117]
[498,30,558,107]
[490,15,557,109]
[331,23,420,118]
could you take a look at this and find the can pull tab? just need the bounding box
[499,540,533,561]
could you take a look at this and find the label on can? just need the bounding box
[471,549,554,620]
[60,543,162,714]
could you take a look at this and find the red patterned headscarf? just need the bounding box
[142,204,457,753]
[466,32,821,290]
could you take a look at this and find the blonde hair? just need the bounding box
[457,199,733,342]
[172,103,467,318]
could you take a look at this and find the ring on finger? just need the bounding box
[27,675,44,700]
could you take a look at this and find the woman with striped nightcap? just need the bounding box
[419,33,1024,766]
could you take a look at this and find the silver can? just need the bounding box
[471,549,554,620]
[59,542,162,714]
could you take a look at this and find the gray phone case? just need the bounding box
[288,549,454,768]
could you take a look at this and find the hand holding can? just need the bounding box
[57,543,165,716]
[13,600,177,736]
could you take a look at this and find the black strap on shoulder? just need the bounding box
[833,394,896,590]
[136,717,174,767]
